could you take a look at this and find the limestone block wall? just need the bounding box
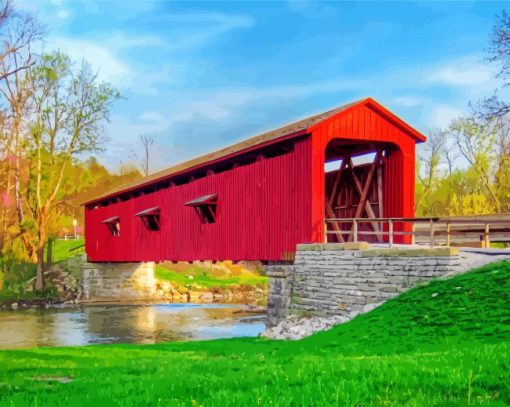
[266,243,461,325]
[81,262,157,302]
[266,267,293,326]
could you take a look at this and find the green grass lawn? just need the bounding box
[155,264,268,290]
[1,261,509,406]
[48,238,84,263]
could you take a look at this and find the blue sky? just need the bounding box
[20,0,508,171]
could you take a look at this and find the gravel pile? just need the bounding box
[262,302,382,340]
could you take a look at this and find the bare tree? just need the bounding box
[415,128,445,212]
[492,116,510,211]
[131,134,154,176]
[482,10,510,118]
[0,0,43,258]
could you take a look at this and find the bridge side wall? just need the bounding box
[266,243,461,326]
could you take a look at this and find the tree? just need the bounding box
[449,116,501,212]
[130,134,154,176]
[415,129,445,214]
[492,117,510,211]
[482,10,510,118]
[25,52,120,291]
[0,0,43,258]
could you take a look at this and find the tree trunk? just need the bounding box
[45,238,53,271]
[34,213,47,292]
[35,242,45,292]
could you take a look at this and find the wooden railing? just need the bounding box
[324,216,510,247]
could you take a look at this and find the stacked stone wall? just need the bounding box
[81,262,157,301]
[266,243,461,325]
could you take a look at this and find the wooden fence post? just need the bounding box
[484,223,490,248]
[388,219,393,248]
[429,219,435,247]
[353,219,358,243]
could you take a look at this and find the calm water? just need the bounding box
[0,303,266,349]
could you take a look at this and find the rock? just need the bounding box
[262,301,385,340]
[11,302,18,309]
[200,292,213,302]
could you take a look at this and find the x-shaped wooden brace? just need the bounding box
[347,152,383,242]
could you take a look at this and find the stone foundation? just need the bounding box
[266,243,462,326]
[81,262,157,302]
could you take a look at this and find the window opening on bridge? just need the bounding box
[102,216,120,236]
[135,207,161,231]
[185,194,218,224]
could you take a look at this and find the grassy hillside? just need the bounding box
[1,261,509,406]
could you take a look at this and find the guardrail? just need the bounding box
[324,217,510,247]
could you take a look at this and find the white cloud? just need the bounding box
[139,111,165,123]
[427,56,498,87]
[430,105,464,128]
[48,32,165,89]
[104,32,163,49]
[50,37,134,86]
[57,9,69,19]
[154,13,254,51]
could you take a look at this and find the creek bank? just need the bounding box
[1,298,63,310]
[154,279,267,305]
[1,255,267,309]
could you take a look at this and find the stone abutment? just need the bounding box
[266,243,462,326]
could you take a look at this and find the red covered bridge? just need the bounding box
[84,98,425,262]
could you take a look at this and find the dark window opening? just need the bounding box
[135,207,161,231]
[107,222,121,236]
[102,216,121,237]
[142,214,160,231]
[184,194,218,224]
[196,205,216,224]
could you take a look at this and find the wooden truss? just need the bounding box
[326,150,385,243]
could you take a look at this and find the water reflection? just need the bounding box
[0,303,266,349]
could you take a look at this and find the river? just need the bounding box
[0,303,266,349]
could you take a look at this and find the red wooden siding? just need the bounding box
[85,136,312,262]
[85,98,424,262]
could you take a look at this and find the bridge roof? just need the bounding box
[85,97,425,205]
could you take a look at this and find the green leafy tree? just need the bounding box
[24,52,120,291]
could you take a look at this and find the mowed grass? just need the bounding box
[48,238,84,263]
[1,261,510,406]
[155,263,268,289]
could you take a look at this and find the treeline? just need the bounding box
[415,11,510,217]
[415,115,510,216]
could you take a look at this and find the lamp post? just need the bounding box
[73,219,78,239]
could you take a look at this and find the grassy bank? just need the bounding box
[0,239,83,301]
[1,261,509,405]
[155,262,268,290]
